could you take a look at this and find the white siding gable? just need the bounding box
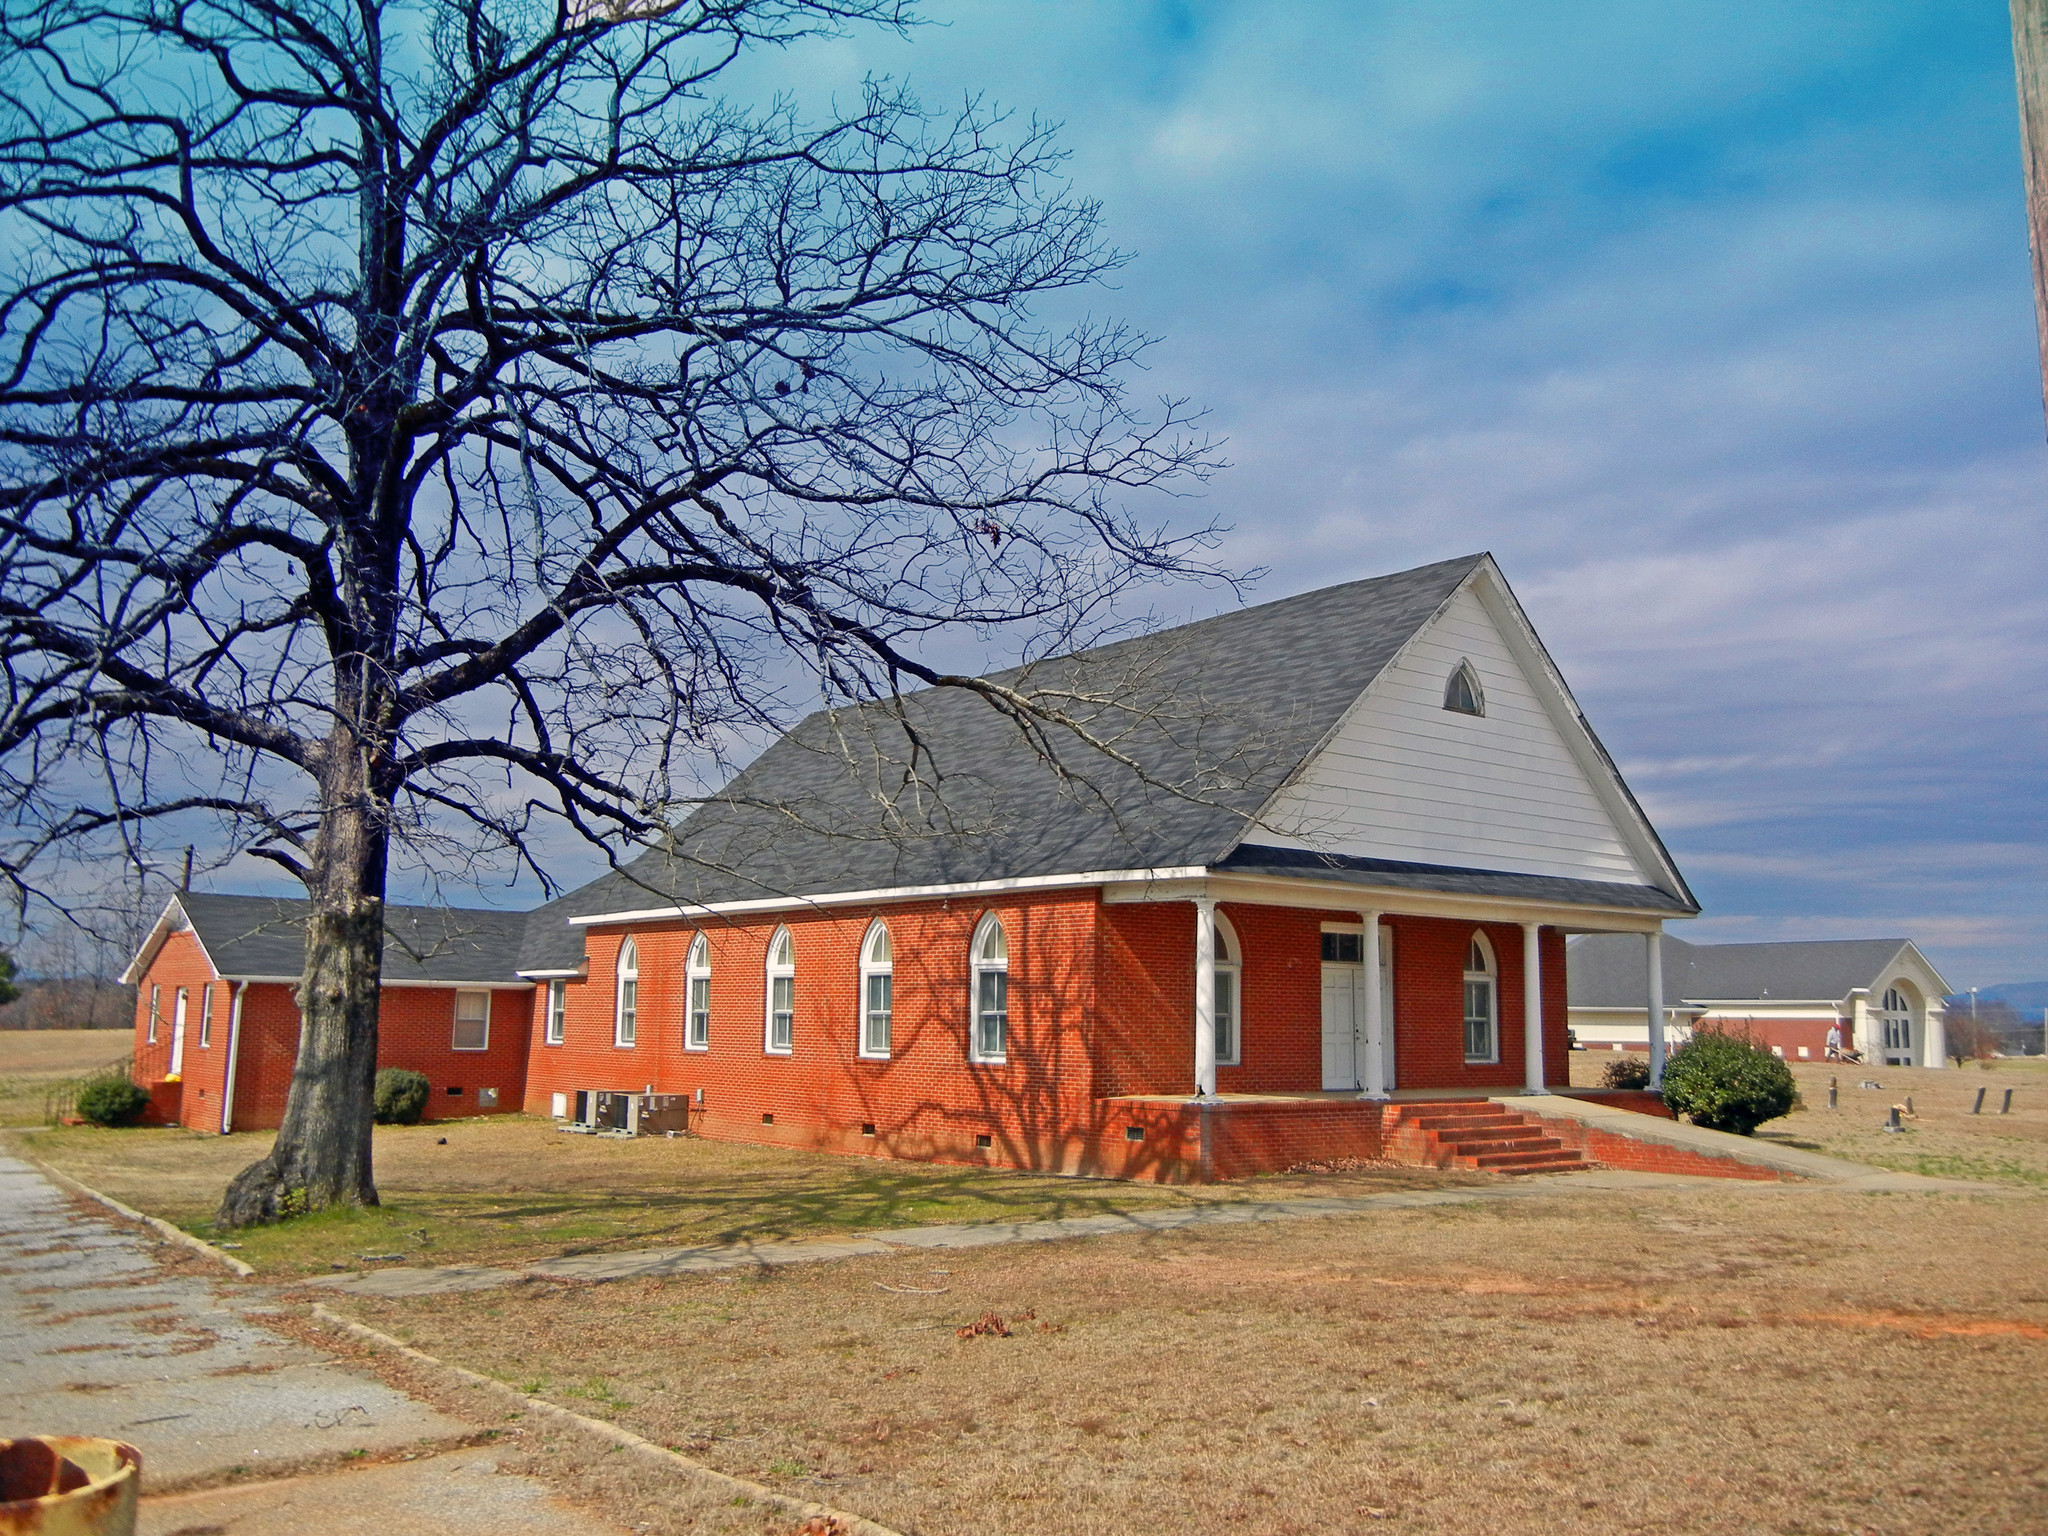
[1250,581,1651,885]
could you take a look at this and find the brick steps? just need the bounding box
[1383,1099,1590,1176]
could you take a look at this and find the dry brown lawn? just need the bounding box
[328,1177,2048,1536]
[10,1113,1473,1276]
[1570,1049,2048,1187]
[0,1028,133,1125]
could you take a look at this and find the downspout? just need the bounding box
[219,982,245,1135]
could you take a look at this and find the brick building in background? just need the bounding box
[124,555,1704,1179]
[123,893,531,1131]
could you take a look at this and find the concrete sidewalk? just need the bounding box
[0,1151,625,1534]
[310,1168,1695,1299]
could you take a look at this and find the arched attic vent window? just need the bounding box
[1444,660,1484,716]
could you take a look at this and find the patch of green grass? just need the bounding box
[1851,1151,2048,1188]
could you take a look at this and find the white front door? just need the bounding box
[1321,964,1360,1089]
[169,988,188,1075]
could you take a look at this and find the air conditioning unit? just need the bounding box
[564,1089,690,1136]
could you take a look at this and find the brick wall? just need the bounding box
[522,892,1108,1173]
[130,935,532,1131]
[1520,1107,1790,1181]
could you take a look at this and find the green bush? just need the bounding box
[74,1075,151,1127]
[1660,1030,1796,1135]
[373,1067,431,1125]
[1600,1054,1653,1090]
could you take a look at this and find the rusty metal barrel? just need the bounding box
[0,1438,139,1536]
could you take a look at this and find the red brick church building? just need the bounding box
[127,554,1697,1179]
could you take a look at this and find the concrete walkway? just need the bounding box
[0,1151,625,1533]
[311,1168,1699,1299]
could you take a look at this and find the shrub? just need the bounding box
[1600,1055,1653,1090]
[74,1074,151,1127]
[1660,1030,1796,1135]
[373,1067,431,1125]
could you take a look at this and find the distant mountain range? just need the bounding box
[1947,981,2048,1014]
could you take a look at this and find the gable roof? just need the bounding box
[1567,933,1948,1009]
[521,554,1693,972]
[123,893,532,987]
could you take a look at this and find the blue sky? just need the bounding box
[698,0,2041,989]
[160,2,2038,990]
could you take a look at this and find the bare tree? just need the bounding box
[0,0,1221,1223]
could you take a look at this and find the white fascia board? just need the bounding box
[516,967,588,980]
[118,896,223,985]
[1691,999,1845,1009]
[1104,870,1670,932]
[221,973,532,989]
[565,866,1211,927]
[1886,941,1954,1000]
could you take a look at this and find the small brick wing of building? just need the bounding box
[125,553,1713,1178]
[123,893,532,1131]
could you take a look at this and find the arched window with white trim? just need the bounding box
[765,927,795,1054]
[1444,660,1484,717]
[614,937,639,1047]
[1462,932,1497,1063]
[970,914,1008,1063]
[686,934,711,1050]
[860,922,893,1058]
[1214,913,1243,1067]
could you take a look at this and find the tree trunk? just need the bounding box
[216,740,388,1227]
[2013,0,2048,433]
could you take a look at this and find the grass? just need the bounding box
[329,1175,2048,1536]
[7,1112,1466,1277]
[0,1028,133,1127]
[1570,1049,2048,1185]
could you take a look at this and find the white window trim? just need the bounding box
[147,984,159,1045]
[453,988,492,1052]
[1214,911,1242,1068]
[545,979,566,1045]
[1463,930,1499,1064]
[859,921,893,1060]
[970,913,1009,1064]
[1444,658,1485,716]
[615,937,639,1048]
[198,983,213,1048]
[685,933,711,1051]
[764,927,795,1055]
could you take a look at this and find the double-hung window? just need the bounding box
[860,923,893,1058]
[454,989,490,1051]
[686,934,711,1050]
[765,928,794,1053]
[545,980,566,1045]
[198,983,214,1047]
[615,938,639,1047]
[147,984,160,1045]
[971,915,1008,1062]
[1463,934,1498,1063]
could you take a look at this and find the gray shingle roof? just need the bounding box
[520,555,1496,971]
[1567,933,1919,1009]
[518,554,1692,972]
[177,893,530,986]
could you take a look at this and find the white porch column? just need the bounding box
[1193,896,1218,1099]
[1522,922,1547,1094]
[1646,931,1667,1088]
[1358,910,1388,1100]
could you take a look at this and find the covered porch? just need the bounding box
[1098,849,1687,1109]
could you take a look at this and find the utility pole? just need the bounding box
[2012,0,2048,430]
